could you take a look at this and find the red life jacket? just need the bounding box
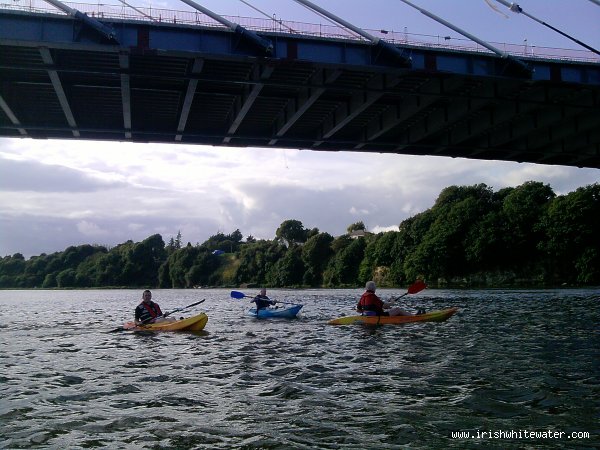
[141,301,162,318]
[357,291,384,315]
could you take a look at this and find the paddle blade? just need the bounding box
[407,280,427,294]
[230,290,247,299]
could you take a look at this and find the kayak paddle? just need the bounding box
[160,299,206,319]
[230,290,298,305]
[392,280,427,301]
[230,290,250,299]
[110,299,205,332]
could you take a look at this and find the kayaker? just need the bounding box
[134,289,166,325]
[357,281,412,316]
[252,288,277,310]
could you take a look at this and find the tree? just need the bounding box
[359,231,404,286]
[403,184,496,281]
[0,254,26,276]
[185,251,219,287]
[42,273,57,288]
[75,251,108,287]
[539,183,600,284]
[347,221,366,233]
[301,232,334,286]
[166,245,200,288]
[267,246,305,287]
[275,219,307,247]
[324,238,366,286]
[1,182,598,289]
[234,240,286,286]
[202,230,244,253]
[166,231,182,254]
[56,269,77,287]
[501,181,555,266]
[229,229,243,243]
[305,227,320,240]
[158,261,171,288]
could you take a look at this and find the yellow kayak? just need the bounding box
[123,312,208,332]
[328,308,458,325]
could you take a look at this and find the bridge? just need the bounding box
[1,1,599,168]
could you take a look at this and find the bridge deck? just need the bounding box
[1,8,599,168]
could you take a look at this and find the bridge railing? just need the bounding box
[1,0,598,63]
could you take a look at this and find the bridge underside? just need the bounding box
[1,10,599,168]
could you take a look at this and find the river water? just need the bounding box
[0,288,598,449]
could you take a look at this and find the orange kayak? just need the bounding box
[328,307,458,325]
[123,313,208,332]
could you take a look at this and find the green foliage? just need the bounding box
[403,184,496,281]
[347,221,366,233]
[56,269,77,288]
[538,183,600,284]
[166,245,202,288]
[501,181,555,264]
[234,240,287,286]
[323,238,366,287]
[275,219,307,247]
[1,182,598,289]
[266,246,305,287]
[359,232,404,286]
[301,232,334,286]
[201,229,244,253]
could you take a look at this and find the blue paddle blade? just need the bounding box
[230,290,247,299]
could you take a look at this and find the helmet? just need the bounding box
[365,281,376,291]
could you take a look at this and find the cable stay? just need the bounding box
[494,0,600,56]
[293,0,411,67]
[42,0,118,43]
[117,0,157,22]
[294,0,363,39]
[398,0,531,77]
[238,0,297,33]
[177,0,273,54]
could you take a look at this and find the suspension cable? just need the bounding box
[494,0,599,55]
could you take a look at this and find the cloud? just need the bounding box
[372,225,400,234]
[349,206,370,215]
[76,220,110,237]
[0,156,125,192]
[1,137,598,258]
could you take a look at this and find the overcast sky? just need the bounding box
[1,0,599,257]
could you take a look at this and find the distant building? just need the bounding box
[348,230,371,239]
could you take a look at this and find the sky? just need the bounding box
[1,0,599,258]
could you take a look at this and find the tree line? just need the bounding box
[1,181,598,289]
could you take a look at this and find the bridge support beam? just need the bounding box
[224,64,274,144]
[119,53,132,139]
[40,47,79,137]
[318,74,400,144]
[269,69,342,146]
[0,94,27,136]
[177,58,204,142]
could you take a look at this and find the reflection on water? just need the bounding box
[1,288,598,449]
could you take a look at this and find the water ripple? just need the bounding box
[0,288,598,449]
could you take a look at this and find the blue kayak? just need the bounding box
[247,304,303,319]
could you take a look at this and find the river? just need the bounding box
[1,288,598,449]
